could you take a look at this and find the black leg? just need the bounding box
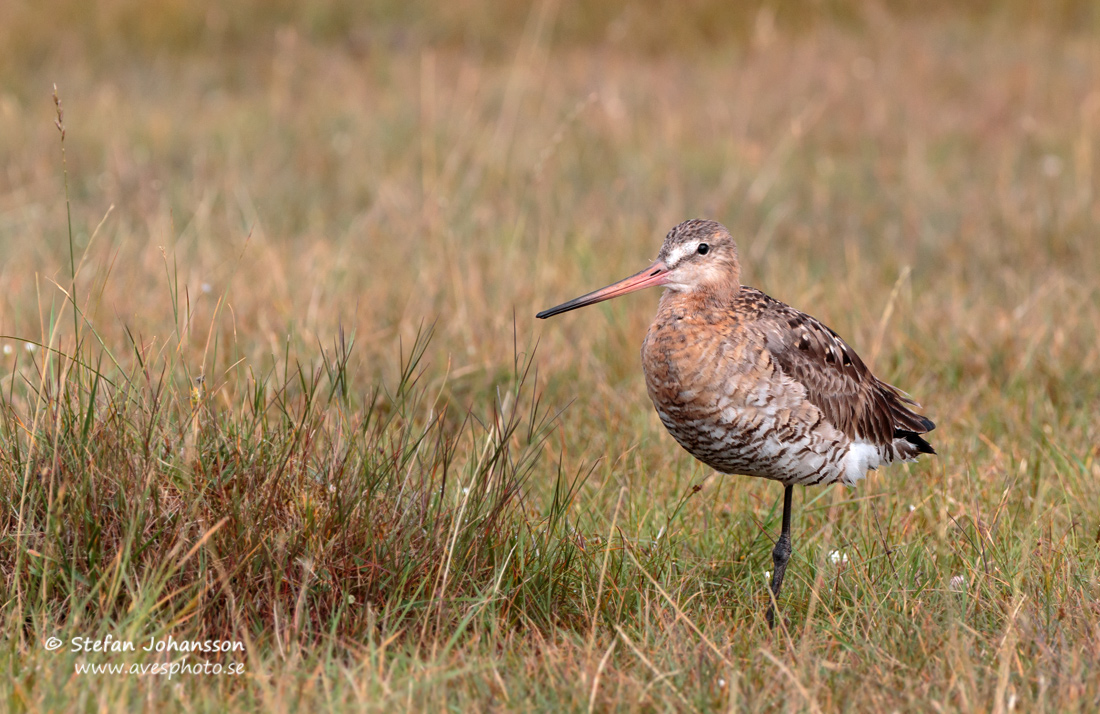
[766,485,794,628]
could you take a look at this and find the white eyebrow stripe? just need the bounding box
[667,244,694,267]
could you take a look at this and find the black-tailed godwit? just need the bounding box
[537,219,935,626]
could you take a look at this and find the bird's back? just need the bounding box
[641,287,934,486]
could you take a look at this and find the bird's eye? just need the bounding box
[697,243,710,255]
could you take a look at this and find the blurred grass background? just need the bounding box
[1,0,1099,711]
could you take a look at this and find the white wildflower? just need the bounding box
[24,343,37,352]
[2,345,11,355]
[828,550,848,565]
[1041,154,1063,178]
[949,575,967,592]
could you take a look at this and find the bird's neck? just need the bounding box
[658,282,740,316]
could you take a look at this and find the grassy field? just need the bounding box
[2,1,1099,711]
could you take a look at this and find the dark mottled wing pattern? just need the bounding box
[743,288,935,452]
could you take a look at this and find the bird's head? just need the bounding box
[536,219,741,319]
[655,219,741,295]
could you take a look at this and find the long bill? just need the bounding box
[536,260,669,319]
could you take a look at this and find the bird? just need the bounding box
[536,219,935,627]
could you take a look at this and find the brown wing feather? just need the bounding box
[742,289,934,448]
